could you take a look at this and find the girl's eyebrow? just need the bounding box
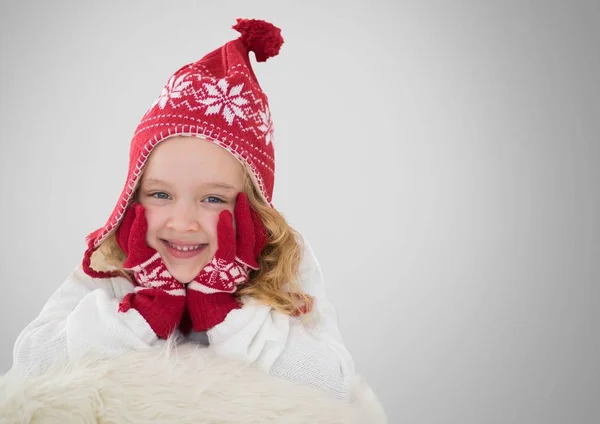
[203,182,237,192]
[142,178,237,192]
[142,178,171,187]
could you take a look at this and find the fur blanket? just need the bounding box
[0,344,386,423]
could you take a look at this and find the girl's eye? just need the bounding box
[203,196,225,204]
[150,191,171,200]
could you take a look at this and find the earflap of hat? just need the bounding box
[81,240,120,279]
[80,142,152,278]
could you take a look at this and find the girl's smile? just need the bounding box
[162,239,208,259]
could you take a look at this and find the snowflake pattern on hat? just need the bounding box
[152,74,255,128]
[258,105,274,145]
[151,74,193,110]
[200,79,249,125]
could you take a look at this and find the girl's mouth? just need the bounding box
[162,240,207,259]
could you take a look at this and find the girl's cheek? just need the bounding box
[142,207,161,246]
[143,207,164,229]
[202,211,222,240]
[206,206,236,239]
[145,207,171,236]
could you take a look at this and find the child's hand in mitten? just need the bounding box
[186,193,267,332]
[116,203,186,339]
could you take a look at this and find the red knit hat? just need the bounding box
[82,18,282,278]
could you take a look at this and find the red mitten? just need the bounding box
[186,193,267,332]
[116,203,186,339]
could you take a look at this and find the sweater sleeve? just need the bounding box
[12,266,160,377]
[206,237,355,399]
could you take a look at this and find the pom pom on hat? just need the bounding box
[233,18,284,62]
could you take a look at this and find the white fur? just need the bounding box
[0,342,386,423]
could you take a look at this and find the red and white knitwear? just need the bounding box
[83,18,282,277]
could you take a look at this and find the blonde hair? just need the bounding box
[92,170,313,317]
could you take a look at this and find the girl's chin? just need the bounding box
[161,259,209,284]
[157,245,215,282]
[169,270,201,284]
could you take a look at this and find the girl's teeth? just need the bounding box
[168,242,201,251]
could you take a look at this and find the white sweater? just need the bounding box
[11,238,355,399]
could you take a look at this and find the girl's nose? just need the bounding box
[166,202,201,233]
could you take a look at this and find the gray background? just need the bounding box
[1,0,598,423]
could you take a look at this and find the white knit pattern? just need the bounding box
[151,73,193,110]
[188,256,249,294]
[12,271,160,377]
[269,324,353,399]
[128,252,185,296]
[199,79,249,125]
[257,105,274,145]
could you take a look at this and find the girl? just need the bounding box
[11,18,355,399]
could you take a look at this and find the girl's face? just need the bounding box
[137,135,244,284]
